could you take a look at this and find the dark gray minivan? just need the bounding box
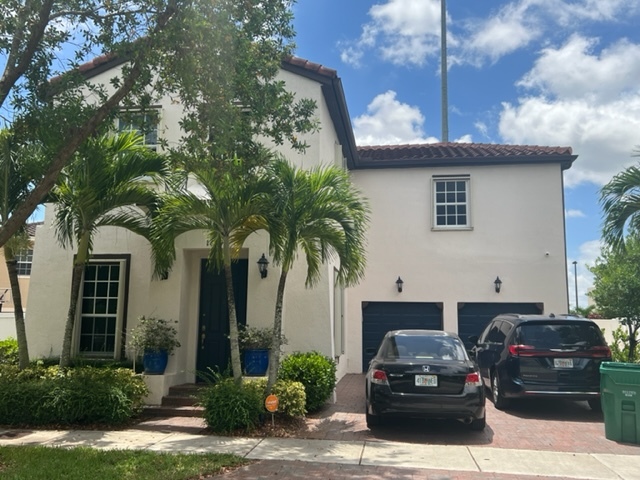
[470,314,611,410]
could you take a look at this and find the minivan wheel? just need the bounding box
[588,398,602,412]
[491,372,510,410]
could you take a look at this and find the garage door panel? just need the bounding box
[362,302,443,371]
[458,302,543,350]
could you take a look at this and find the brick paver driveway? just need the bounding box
[300,374,639,456]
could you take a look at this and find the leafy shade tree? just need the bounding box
[51,132,167,367]
[264,159,369,391]
[0,130,46,369]
[152,158,271,383]
[600,148,640,249]
[588,235,640,362]
[0,0,314,249]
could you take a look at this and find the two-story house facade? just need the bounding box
[25,56,576,400]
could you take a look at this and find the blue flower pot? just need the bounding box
[243,349,269,376]
[143,350,169,375]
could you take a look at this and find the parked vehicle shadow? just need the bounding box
[497,398,603,423]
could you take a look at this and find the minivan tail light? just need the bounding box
[508,344,537,356]
[370,369,389,385]
[588,345,612,358]
[465,372,482,386]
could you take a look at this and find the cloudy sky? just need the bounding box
[293,0,640,308]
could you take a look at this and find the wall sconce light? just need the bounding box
[257,254,269,279]
[396,276,404,293]
[494,276,502,293]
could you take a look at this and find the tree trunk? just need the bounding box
[223,237,242,384]
[4,250,29,369]
[267,269,288,392]
[59,232,91,368]
[628,323,638,363]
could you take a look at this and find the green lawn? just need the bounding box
[0,445,248,479]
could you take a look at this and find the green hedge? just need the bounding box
[0,365,148,426]
[278,351,336,412]
[0,338,18,365]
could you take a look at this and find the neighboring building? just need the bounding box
[25,56,576,401]
[0,221,42,313]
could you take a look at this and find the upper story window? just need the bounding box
[432,175,471,229]
[16,249,33,276]
[118,111,159,151]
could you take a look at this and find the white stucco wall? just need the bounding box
[344,162,569,373]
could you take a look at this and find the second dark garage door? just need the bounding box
[362,302,443,371]
[457,302,543,350]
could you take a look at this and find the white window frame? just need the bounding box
[432,175,472,230]
[117,109,160,151]
[16,248,33,276]
[74,258,128,359]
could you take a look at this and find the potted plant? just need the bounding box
[238,325,286,376]
[129,316,181,375]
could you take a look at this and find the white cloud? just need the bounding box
[339,0,442,67]
[353,91,440,145]
[565,209,586,218]
[499,36,640,187]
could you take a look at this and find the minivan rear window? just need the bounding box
[513,322,605,350]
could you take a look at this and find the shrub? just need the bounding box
[278,351,336,412]
[607,326,640,363]
[245,377,306,418]
[0,365,148,425]
[199,378,264,433]
[0,338,18,365]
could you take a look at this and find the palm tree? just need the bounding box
[0,129,46,369]
[152,158,271,383]
[264,159,369,391]
[601,148,640,249]
[51,132,167,368]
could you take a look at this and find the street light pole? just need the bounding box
[572,260,578,311]
[440,0,448,143]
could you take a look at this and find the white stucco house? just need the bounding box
[25,55,577,401]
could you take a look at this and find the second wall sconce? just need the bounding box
[396,276,404,293]
[257,254,269,279]
[494,276,502,293]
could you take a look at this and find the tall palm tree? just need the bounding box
[51,132,167,368]
[152,159,271,383]
[601,149,640,249]
[0,130,46,369]
[264,159,369,390]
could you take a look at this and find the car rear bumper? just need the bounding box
[368,384,485,420]
[502,377,601,400]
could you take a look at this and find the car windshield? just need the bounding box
[383,335,467,360]
[514,322,605,349]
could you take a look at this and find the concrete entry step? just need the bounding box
[144,383,208,417]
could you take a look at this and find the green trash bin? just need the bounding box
[600,362,640,444]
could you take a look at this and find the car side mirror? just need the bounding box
[468,335,479,345]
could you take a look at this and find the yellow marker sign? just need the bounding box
[265,394,279,413]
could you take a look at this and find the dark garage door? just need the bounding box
[457,302,543,350]
[362,302,443,371]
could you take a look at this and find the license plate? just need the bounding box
[554,358,573,368]
[415,374,438,387]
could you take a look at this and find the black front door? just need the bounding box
[196,259,248,379]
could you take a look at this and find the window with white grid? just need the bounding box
[433,176,471,229]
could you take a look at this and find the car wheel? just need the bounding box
[588,398,602,412]
[366,410,381,428]
[469,415,486,431]
[491,371,510,410]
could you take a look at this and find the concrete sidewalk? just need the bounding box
[1,428,639,479]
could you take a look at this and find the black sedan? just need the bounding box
[365,329,486,431]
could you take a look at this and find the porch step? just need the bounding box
[143,405,205,418]
[145,383,208,417]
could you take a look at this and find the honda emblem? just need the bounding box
[422,365,430,372]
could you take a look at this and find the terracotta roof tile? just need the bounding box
[26,221,43,237]
[354,142,577,170]
[284,56,338,79]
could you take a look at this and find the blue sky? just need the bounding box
[291,0,640,309]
